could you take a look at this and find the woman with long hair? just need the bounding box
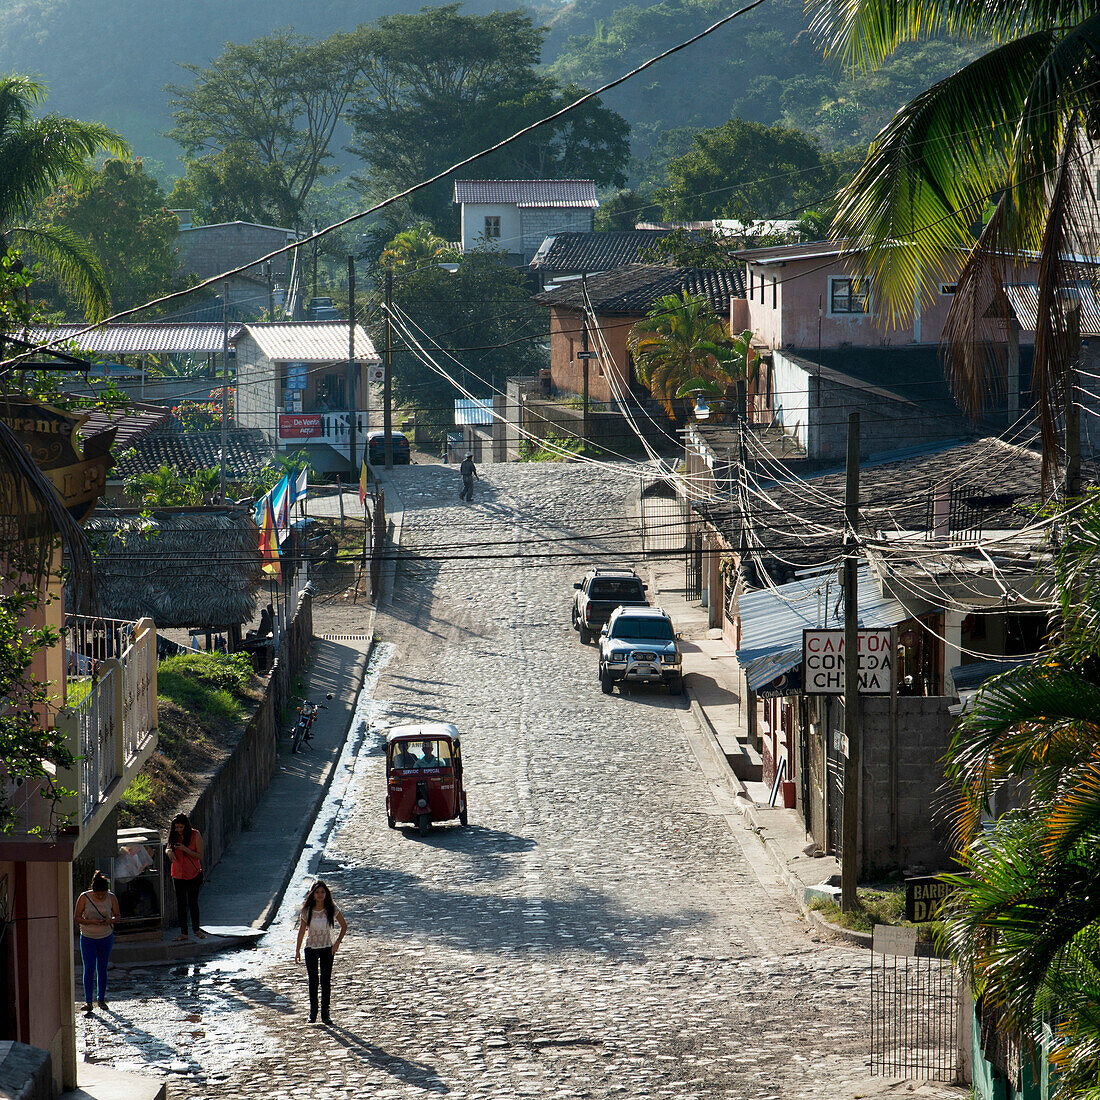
[73,870,119,1014]
[166,813,206,941]
[294,880,347,1024]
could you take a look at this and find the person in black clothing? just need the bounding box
[459,453,479,501]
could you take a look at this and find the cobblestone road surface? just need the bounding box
[80,464,903,1099]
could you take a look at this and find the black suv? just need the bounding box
[572,567,648,644]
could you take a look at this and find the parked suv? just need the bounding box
[598,605,683,695]
[572,567,648,644]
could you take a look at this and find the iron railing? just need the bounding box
[870,927,958,1082]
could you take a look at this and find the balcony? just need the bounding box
[2,616,159,855]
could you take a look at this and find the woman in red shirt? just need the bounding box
[166,813,206,941]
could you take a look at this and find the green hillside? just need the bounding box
[545,0,983,177]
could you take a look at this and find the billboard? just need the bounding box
[278,413,323,439]
[802,629,893,695]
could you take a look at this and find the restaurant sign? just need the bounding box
[803,629,893,695]
[0,397,113,523]
[278,413,323,439]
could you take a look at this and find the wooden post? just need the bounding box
[841,412,860,913]
[1065,301,1082,499]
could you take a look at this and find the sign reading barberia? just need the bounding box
[0,397,115,523]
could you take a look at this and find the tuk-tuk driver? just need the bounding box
[392,742,419,769]
[417,741,443,768]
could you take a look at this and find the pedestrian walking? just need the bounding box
[459,452,479,501]
[74,871,119,1014]
[294,880,347,1025]
[166,813,206,941]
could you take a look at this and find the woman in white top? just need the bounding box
[74,871,120,1015]
[294,880,347,1024]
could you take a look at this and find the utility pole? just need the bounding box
[384,267,394,470]
[347,256,357,477]
[841,411,860,913]
[1065,300,1082,500]
[219,279,229,503]
[266,261,275,320]
[312,221,318,298]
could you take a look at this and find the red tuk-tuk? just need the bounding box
[386,723,468,835]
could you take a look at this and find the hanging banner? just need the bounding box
[802,629,893,695]
[278,413,322,439]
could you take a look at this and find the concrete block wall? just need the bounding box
[809,374,969,462]
[859,694,957,877]
[178,223,294,283]
[234,338,277,440]
[520,209,593,261]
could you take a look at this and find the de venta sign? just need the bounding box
[802,628,893,695]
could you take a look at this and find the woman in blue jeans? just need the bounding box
[74,871,119,1014]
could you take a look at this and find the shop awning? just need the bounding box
[736,566,909,692]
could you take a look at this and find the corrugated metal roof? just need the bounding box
[23,323,243,355]
[241,322,379,363]
[454,180,599,208]
[1004,283,1100,335]
[455,398,494,426]
[735,565,909,689]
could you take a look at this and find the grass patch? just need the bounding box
[157,652,257,722]
[120,772,155,814]
[66,678,93,706]
[519,433,597,462]
[809,888,944,944]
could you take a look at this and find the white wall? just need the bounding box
[771,350,811,451]
[460,203,523,254]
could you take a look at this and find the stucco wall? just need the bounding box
[771,350,812,451]
[460,203,523,255]
[547,305,634,404]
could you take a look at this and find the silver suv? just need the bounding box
[598,605,683,695]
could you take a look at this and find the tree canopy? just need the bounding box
[36,158,182,314]
[659,118,858,222]
[168,143,300,227]
[167,29,365,216]
[345,4,630,229]
[381,249,546,436]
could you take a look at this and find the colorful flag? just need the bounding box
[271,475,293,543]
[292,465,308,505]
[358,459,369,505]
[259,495,281,578]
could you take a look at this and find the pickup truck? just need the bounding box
[571,568,649,644]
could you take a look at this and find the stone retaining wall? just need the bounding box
[185,590,313,877]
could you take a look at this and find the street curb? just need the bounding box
[256,618,375,931]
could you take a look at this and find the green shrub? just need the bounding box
[120,773,155,813]
[158,651,255,720]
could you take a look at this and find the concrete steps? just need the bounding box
[726,737,763,783]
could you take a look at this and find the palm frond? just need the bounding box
[13,223,110,321]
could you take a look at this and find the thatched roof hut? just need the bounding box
[84,507,263,629]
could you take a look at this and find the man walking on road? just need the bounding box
[459,453,479,502]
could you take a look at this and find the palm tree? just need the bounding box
[380,223,458,275]
[806,1,1099,478]
[940,500,1100,1092]
[0,75,128,320]
[628,293,742,418]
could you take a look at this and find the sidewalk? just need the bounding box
[645,552,848,930]
[107,624,375,966]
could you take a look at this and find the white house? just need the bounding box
[453,180,599,265]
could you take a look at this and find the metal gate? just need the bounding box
[870,926,958,1081]
[684,531,703,601]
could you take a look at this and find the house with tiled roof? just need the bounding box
[533,264,745,406]
[529,229,684,288]
[454,180,599,265]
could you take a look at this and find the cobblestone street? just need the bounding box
[80,463,887,1098]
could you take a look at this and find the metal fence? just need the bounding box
[64,614,136,677]
[870,926,958,1081]
[685,532,703,602]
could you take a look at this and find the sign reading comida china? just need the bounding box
[802,629,893,695]
[278,413,323,439]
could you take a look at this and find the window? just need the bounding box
[830,277,870,314]
[484,215,501,240]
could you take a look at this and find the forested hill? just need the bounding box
[0,0,979,180]
[545,0,982,173]
[0,0,508,169]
